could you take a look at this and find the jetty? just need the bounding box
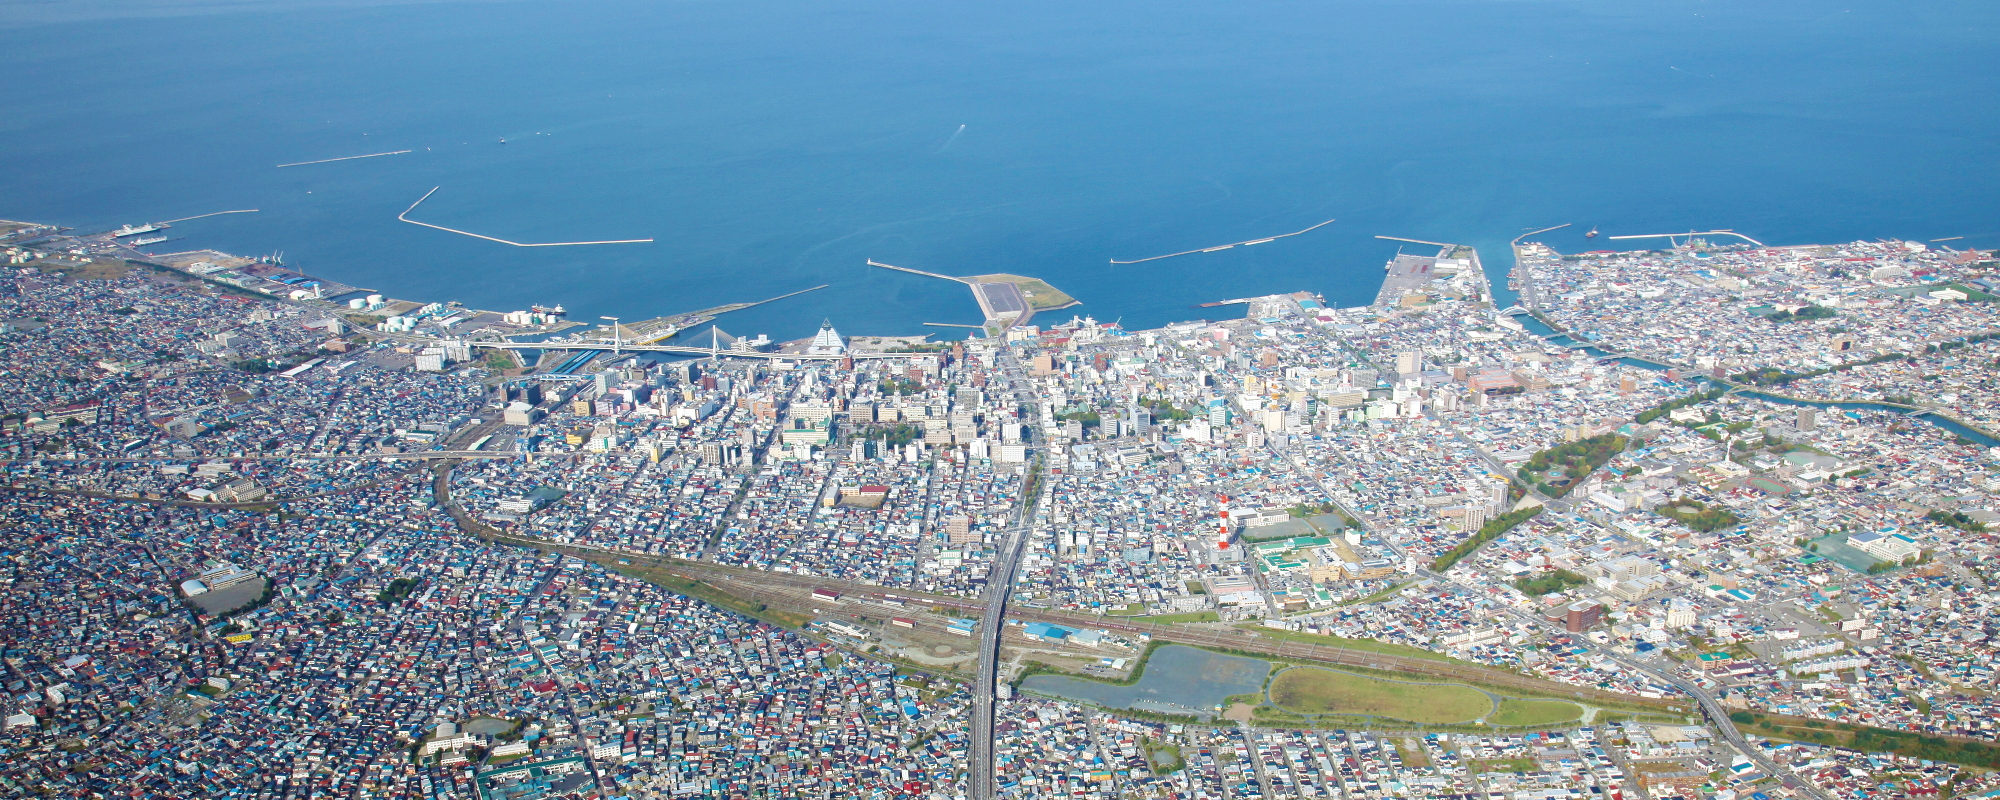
[865,259,969,284]
[157,210,259,224]
[276,150,411,168]
[397,187,653,247]
[1110,218,1335,265]
[618,285,829,345]
[1373,234,1453,247]
[1608,230,1766,247]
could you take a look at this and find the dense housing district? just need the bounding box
[1,215,1999,800]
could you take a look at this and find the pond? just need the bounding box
[1019,645,1270,720]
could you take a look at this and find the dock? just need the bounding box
[398,187,653,247]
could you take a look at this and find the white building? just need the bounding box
[805,319,846,356]
[1848,530,1921,563]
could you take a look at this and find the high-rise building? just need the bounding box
[1396,351,1420,375]
[1127,405,1153,437]
[1665,598,1697,630]
[1798,407,1818,432]
[1461,505,1488,532]
[1561,600,1602,633]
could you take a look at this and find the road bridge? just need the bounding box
[452,340,909,360]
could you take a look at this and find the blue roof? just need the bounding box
[1023,622,1071,639]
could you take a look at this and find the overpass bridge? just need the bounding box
[455,340,910,361]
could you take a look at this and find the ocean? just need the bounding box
[2,0,1996,342]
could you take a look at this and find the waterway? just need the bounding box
[1019,645,1270,719]
[2,0,1996,343]
[1513,315,2000,448]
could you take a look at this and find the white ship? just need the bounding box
[112,224,160,238]
[128,236,168,246]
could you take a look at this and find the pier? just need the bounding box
[457,339,900,361]
[1110,218,1335,265]
[276,150,411,168]
[398,187,653,247]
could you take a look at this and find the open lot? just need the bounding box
[1489,698,1583,727]
[1268,666,1493,724]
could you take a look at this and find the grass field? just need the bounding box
[1268,667,1492,724]
[1234,625,1478,666]
[1489,699,1582,727]
[604,562,812,629]
[1110,610,1221,623]
[1339,581,1414,606]
[1469,757,1538,774]
[35,258,133,281]
[1394,738,1430,767]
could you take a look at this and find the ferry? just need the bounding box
[112,224,159,238]
[128,236,169,247]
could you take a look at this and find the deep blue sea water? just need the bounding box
[2,0,1996,342]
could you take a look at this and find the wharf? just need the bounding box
[140,250,374,302]
[1372,243,1456,308]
